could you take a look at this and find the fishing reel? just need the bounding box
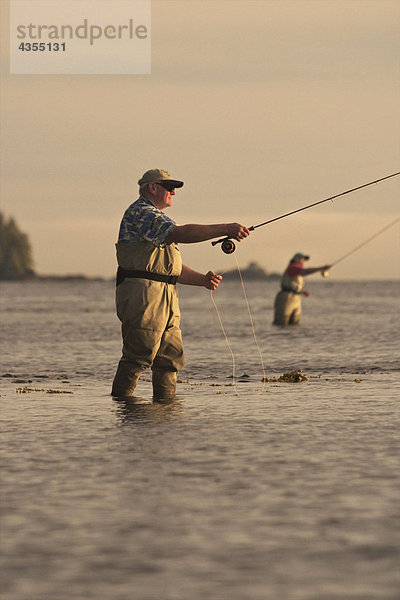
[211,237,236,254]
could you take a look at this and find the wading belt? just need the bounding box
[116,267,178,287]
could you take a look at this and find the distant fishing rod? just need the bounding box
[321,215,400,277]
[212,172,400,254]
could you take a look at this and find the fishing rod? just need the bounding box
[211,172,400,254]
[321,215,400,277]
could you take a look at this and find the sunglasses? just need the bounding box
[157,181,176,193]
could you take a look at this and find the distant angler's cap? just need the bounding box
[138,168,184,188]
[292,252,310,261]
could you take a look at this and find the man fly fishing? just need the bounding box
[273,253,331,326]
[111,168,250,400]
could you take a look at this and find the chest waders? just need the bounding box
[273,268,304,326]
[111,240,184,399]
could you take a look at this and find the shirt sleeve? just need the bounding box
[118,200,176,246]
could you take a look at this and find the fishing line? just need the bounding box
[210,259,267,395]
[210,289,238,395]
[212,172,400,253]
[234,255,267,393]
[331,216,400,268]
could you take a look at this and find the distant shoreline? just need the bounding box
[217,262,281,281]
[0,261,282,283]
[0,274,112,283]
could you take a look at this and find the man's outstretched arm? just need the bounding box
[301,265,332,276]
[165,223,250,244]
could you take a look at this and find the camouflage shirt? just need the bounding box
[117,196,176,247]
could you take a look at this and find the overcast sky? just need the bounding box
[1,0,399,280]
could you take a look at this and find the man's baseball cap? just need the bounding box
[292,252,310,261]
[138,169,184,188]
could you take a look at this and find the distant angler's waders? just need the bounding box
[273,267,304,326]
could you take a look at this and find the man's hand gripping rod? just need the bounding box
[211,227,255,254]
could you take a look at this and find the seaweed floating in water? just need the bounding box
[263,371,308,383]
[16,386,73,394]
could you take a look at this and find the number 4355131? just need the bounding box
[18,42,66,51]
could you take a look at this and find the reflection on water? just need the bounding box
[113,397,184,426]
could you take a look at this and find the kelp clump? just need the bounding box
[263,371,308,383]
[16,386,73,394]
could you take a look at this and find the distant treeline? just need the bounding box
[0,212,35,280]
[221,261,280,280]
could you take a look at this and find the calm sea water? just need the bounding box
[1,279,399,600]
